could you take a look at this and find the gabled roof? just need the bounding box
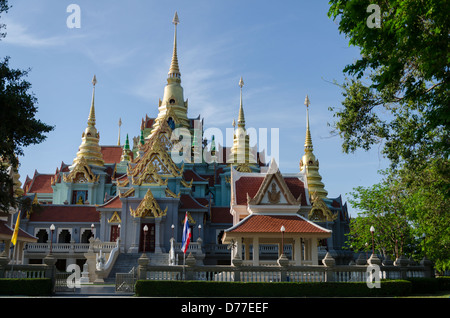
[183,169,208,182]
[225,214,331,235]
[24,171,53,194]
[98,195,122,209]
[231,162,308,207]
[180,194,207,210]
[0,220,37,242]
[27,205,100,223]
[101,146,123,164]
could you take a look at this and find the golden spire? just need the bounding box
[237,77,245,128]
[151,11,189,134]
[229,77,256,167]
[300,95,327,199]
[88,75,97,127]
[168,11,181,81]
[72,75,104,168]
[304,95,313,152]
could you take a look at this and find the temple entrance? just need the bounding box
[139,223,155,253]
[110,225,120,243]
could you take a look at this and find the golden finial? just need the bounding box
[88,75,97,127]
[117,118,122,146]
[173,11,179,25]
[168,11,181,79]
[304,94,313,151]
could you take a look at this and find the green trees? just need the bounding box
[327,0,449,272]
[0,0,54,213]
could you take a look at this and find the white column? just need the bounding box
[294,237,302,265]
[234,237,242,262]
[252,237,259,266]
[311,237,318,265]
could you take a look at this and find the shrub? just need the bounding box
[0,278,53,296]
[135,280,412,297]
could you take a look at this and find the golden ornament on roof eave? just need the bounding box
[63,157,100,183]
[308,192,337,222]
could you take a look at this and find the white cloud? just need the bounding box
[2,18,84,48]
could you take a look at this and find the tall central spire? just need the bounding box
[238,77,245,128]
[168,11,181,81]
[150,11,190,135]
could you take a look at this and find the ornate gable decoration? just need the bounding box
[63,157,99,183]
[107,211,122,223]
[181,212,196,225]
[129,127,183,186]
[140,117,174,153]
[130,189,168,218]
[247,169,301,206]
[308,192,338,222]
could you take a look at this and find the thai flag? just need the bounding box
[181,212,191,254]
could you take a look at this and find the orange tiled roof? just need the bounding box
[27,173,53,193]
[226,214,330,234]
[99,195,122,209]
[101,146,123,164]
[235,176,265,205]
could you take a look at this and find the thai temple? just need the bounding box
[0,13,351,277]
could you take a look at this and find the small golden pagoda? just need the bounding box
[299,95,328,199]
[71,75,105,168]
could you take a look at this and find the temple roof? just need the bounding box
[232,167,308,206]
[0,220,37,242]
[101,146,123,164]
[27,205,100,223]
[180,194,208,210]
[225,214,331,235]
[98,195,122,209]
[23,172,53,194]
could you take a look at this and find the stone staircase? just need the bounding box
[105,253,140,283]
[105,252,171,283]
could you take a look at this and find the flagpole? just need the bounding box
[11,243,16,276]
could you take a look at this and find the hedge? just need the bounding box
[407,277,450,295]
[0,278,53,296]
[135,280,413,297]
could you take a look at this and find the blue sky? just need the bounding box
[1,0,389,216]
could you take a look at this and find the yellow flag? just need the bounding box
[11,210,21,246]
